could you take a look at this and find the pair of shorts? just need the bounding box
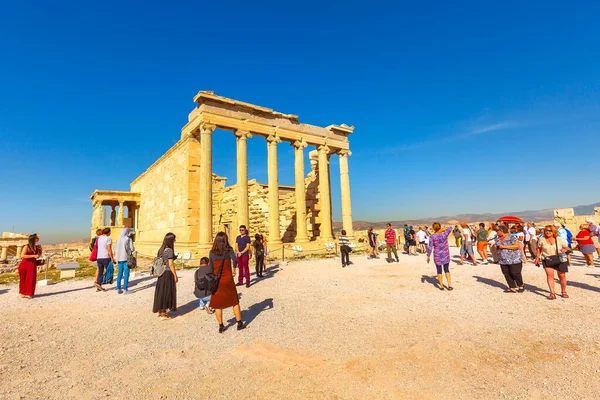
[543,260,569,273]
[477,242,488,251]
[580,244,596,255]
[460,242,474,256]
[408,240,417,246]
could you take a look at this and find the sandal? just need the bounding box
[439,286,445,291]
[447,286,454,291]
[561,292,569,298]
[547,293,556,300]
[517,285,525,293]
[504,288,517,293]
[206,307,215,315]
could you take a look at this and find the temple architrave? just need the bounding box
[90,91,354,258]
[0,232,29,261]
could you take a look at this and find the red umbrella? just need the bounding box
[497,215,523,223]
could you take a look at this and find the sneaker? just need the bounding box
[206,307,215,315]
[118,289,123,294]
[246,283,250,288]
[123,290,131,295]
[237,321,246,331]
[199,305,206,310]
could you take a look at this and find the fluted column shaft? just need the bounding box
[338,150,354,239]
[293,140,309,243]
[267,135,282,245]
[199,123,216,250]
[317,145,333,242]
[1,246,7,261]
[16,245,23,259]
[235,130,252,228]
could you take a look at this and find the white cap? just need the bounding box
[585,219,594,224]
[553,222,561,227]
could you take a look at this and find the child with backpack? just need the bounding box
[194,257,214,314]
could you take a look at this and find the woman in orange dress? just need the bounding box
[209,232,246,333]
[19,233,42,298]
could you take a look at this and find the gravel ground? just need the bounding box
[1,247,600,399]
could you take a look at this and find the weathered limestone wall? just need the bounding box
[212,179,310,244]
[554,207,600,232]
[130,137,200,256]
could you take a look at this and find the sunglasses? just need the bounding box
[544,230,553,233]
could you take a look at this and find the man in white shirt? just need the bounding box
[95,228,116,291]
[526,222,537,260]
[416,227,427,253]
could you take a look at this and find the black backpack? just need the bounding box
[194,262,224,298]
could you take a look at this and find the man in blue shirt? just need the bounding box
[235,225,252,288]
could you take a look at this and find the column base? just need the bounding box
[294,237,310,244]
[197,243,213,255]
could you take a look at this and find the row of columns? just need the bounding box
[197,123,353,250]
[0,245,22,260]
[93,201,138,228]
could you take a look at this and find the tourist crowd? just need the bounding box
[15,218,600,330]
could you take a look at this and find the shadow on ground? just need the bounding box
[227,297,274,327]
[420,275,440,288]
[473,275,549,297]
[246,264,281,287]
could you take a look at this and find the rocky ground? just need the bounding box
[1,247,599,399]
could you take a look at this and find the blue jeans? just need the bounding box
[198,295,211,308]
[116,261,130,290]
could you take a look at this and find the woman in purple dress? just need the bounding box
[426,222,454,291]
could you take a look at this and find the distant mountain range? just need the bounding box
[335,202,600,231]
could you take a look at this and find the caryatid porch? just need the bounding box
[90,191,141,240]
[183,91,355,252]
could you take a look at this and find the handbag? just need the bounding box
[208,258,226,295]
[125,240,137,269]
[89,239,98,262]
[542,237,561,268]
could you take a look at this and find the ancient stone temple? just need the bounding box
[90,91,354,257]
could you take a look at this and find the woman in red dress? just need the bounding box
[209,232,246,333]
[19,234,42,299]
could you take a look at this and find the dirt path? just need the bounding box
[1,248,599,399]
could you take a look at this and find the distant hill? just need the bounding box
[335,202,600,231]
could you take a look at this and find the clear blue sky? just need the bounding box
[1,1,599,243]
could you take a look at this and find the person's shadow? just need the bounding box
[473,275,549,297]
[227,298,274,327]
[0,288,7,296]
[420,275,440,288]
[566,280,600,293]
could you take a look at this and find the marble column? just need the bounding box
[15,245,23,259]
[338,150,354,239]
[0,246,7,261]
[317,145,334,242]
[134,206,139,232]
[267,134,282,245]
[199,123,216,250]
[293,140,309,243]
[235,130,252,228]
[117,201,125,226]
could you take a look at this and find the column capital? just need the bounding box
[200,123,216,136]
[338,149,352,157]
[292,139,308,149]
[234,129,252,140]
[317,144,330,153]
[267,134,282,144]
